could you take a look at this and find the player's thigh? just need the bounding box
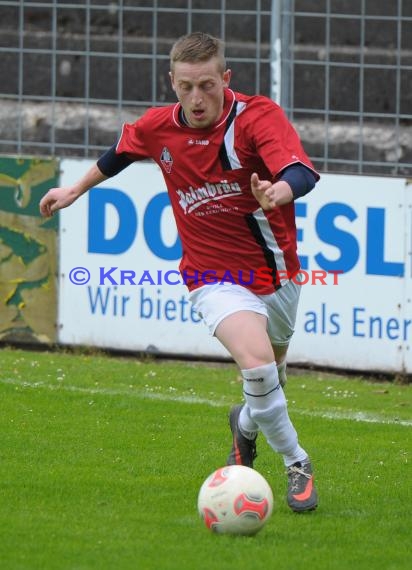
[189,283,274,369]
[215,310,275,369]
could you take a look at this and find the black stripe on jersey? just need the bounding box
[218,144,232,170]
[218,101,238,170]
[245,213,282,291]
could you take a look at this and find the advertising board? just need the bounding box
[58,159,411,374]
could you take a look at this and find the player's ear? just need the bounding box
[169,71,176,92]
[223,69,231,87]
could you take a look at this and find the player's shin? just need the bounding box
[241,362,307,465]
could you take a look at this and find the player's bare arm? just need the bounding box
[39,163,108,218]
[251,173,293,210]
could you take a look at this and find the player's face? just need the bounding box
[170,58,231,129]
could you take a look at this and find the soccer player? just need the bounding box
[39,32,319,512]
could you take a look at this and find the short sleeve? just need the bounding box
[249,99,319,180]
[116,114,151,161]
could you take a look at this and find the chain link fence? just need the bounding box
[0,0,411,175]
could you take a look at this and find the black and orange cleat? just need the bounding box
[226,404,257,468]
[287,460,318,512]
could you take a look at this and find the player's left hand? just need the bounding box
[250,173,293,210]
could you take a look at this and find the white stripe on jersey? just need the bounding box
[115,124,126,151]
[223,101,246,169]
[252,207,288,286]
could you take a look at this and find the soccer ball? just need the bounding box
[197,465,274,536]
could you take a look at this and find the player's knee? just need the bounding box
[241,365,280,400]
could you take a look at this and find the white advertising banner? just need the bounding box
[291,173,411,374]
[59,159,411,374]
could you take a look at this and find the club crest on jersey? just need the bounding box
[160,147,173,173]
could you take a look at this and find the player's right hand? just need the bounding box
[39,187,78,217]
[251,172,294,210]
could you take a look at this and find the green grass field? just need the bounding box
[0,346,410,570]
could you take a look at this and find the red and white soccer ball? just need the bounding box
[197,465,274,536]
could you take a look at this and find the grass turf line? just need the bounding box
[0,347,410,570]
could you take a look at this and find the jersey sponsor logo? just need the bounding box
[160,146,173,173]
[188,138,210,146]
[176,180,242,214]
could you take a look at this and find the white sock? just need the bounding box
[238,404,258,439]
[241,362,307,466]
[283,451,309,467]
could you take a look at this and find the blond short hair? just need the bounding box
[170,32,226,73]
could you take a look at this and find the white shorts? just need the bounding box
[189,280,301,346]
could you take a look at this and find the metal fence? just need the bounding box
[276,0,412,176]
[0,0,411,175]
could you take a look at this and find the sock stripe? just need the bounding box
[243,383,281,398]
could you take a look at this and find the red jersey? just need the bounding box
[116,88,319,294]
